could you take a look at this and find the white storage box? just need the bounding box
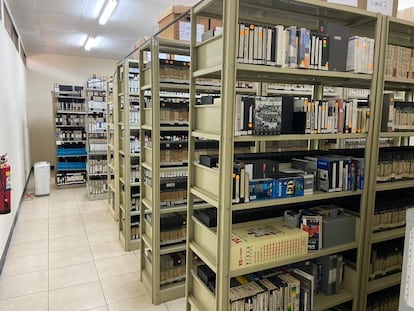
[34,161,50,196]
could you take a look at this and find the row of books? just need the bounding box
[145,213,186,246]
[56,115,85,126]
[131,223,140,240]
[87,99,106,110]
[373,207,406,232]
[54,83,84,97]
[56,101,85,111]
[369,239,403,281]
[159,251,186,286]
[366,286,399,311]
[160,103,189,125]
[86,117,105,132]
[88,159,108,175]
[377,149,414,182]
[159,60,190,84]
[385,44,414,80]
[235,22,374,74]
[88,138,107,153]
[56,172,86,186]
[197,253,345,310]
[234,95,370,136]
[373,193,412,232]
[87,180,107,196]
[130,166,139,183]
[56,129,86,141]
[292,154,365,192]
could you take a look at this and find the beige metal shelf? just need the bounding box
[371,227,405,244]
[375,179,414,191]
[187,1,383,310]
[367,272,402,294]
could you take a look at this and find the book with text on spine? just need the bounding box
[230,221,308,271]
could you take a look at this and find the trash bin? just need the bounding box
[34,161,50,196]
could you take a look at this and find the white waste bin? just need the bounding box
[34,161,50,196]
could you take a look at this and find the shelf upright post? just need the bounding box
[216,0,239,310]
[186,7,198,311]
[356,13,387,311]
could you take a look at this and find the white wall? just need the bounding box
[0,21,30,257]
[26,54,117,167]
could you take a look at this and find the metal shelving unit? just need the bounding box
[138,37,191,304]
[186,1,383,311]
[106,76,118,220]
[115,59,141,251]
[52,84,87,188]
[85,75,108,200]
[357,15,414,310]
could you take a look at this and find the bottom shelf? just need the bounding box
[87,192,108,201]
[367,272,402,294]
[119,232,140,252]
[142,267,186,304]
[314,290,354,311]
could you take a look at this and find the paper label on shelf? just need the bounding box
[327,0,358,6]
[404,228,414,307]
[367,0,393,16]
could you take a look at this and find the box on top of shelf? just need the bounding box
[157,4,222,41]
[326,0,398,17]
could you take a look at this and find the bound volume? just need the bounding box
[230,220,308,270]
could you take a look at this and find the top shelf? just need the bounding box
[194,36,373,88]
[194,0,378,28]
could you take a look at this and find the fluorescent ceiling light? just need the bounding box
[99,0,118,25]
[84,37,96,51]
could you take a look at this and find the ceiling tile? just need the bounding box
[7,0,37,10]
[37,0,86,16]
[6,6,39,28]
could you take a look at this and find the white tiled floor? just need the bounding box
[0,176,186,311]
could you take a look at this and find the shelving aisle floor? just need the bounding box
[0,174,185,311]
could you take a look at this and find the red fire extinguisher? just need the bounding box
[0,154,11,214]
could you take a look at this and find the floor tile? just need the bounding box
[87,229,118,245]
[164,297,187,311]
[100,272,145,304]
[49,206,80,219]
[81,307,108,311]
[0,291,48,311]
[49,261,98,290]
[49,246,93,269]
[108,297,168,311]
[0,270,48,300]
[90,241,126,261]
[6,238,48,258]
[49,223,85,239]
[49,281,106,311]
[1,252,48,277]
[11,227,48,243]
[49,214,83,228]
[95,253,139,279]
[49,233,89,252]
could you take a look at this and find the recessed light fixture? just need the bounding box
[84,37,96,51]
[99,0,118,25]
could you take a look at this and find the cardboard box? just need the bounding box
[322,213,356,248]
[157,5,222,40]
[326,0,398,17]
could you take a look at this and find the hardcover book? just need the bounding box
[301,214,323,250]
[253,96,282,135]
[230,221,308,270]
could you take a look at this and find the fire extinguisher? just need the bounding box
[0,154,11,214]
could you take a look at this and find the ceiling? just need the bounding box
[6,0,199,60]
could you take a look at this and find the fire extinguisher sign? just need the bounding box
[0,154,11,214]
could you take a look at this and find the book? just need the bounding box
[292,268,315,311]
[253,96,282,135]
[278,272,301,311]
[230,221,308,270]
[301,214,323,250]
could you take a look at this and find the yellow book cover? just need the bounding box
[230,221,308,271]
